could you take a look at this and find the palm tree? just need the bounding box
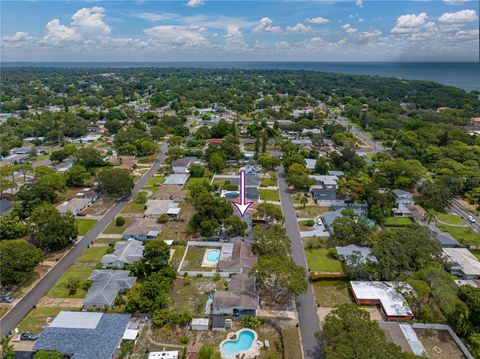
[423,210,436,224]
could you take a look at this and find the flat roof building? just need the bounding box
[443,248,480,279]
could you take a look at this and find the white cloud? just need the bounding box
[45,19,81,42]
[391,12,429,34]
[71,6,111,36]
[224,24,249,50]
[2,31,33,42]
[254,17,281,33]
[186,0,204,7]
[144,25,208,46]
[306,17,329,24]
[341,24,358,33]
[137,12,179,22]
[286,23,311,33]
[444,0,470,5]
[355,0,364,8]
[439,9,478,23]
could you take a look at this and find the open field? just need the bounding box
[47,265,95,298]
[295,205,331,218]
[75,218,97,235]
[304,248,343,272]
[121,201,146,214]
[312,280,352,307]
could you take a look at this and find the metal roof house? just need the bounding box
[101,240,144,268]
[33,311,131,359]
[350,281,414,321]
[83,270,136,309]
[443,248,480,279]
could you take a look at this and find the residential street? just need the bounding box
[0,143,168,337]
[277,166,324,359]
[451,198,480,233]
[335,117,388,153]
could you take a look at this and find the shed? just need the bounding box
[191,318,209,331]
[212,315,226,332]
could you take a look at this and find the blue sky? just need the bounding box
[1,0,479,62]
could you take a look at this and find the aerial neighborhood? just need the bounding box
[0,67,479,359]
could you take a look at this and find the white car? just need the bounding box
[467,215,476,223]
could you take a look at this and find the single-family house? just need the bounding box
[123,218,162,240]
[109,155,138,171]
[101,240,144,268]
[328,170,345,177]
[336,245,376,265]
[144,199,181,218]
[429,224,460,248]
[311,175,339,189]
[310,188,344,207]
[350,281,414,321]
[291,138,313,146]
[212,274,258,316]
[393,189,415,205]
[171,157,199,174]
[217,241,257,274]
[33,311,131,359]
[76,187,99,202]
[443,248,480,280]
[83,270,136,309]
[56,198,91,216]
[393,203,412,217]
[163,173,190,187]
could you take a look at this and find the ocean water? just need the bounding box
[2,62,479,92]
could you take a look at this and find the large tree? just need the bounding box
[0,239,43,287]
[29,204,78,251]
[322,304,416,359]
[253,225,291,257]
[97,168,133,196]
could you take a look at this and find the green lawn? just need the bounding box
[121,201,146,214]
[75,219,97,236]
[296,206,331,218]
[94,237,121,246]
[48,265,95,298]
[298,220,316,231]
[143,176,165,192]
[438,224,480,246]
[103,217,133,234]
[180,246,209,271]
[18,307,78,333]
[282,324,303,359]
[260,177,277,187]
[383,217,414,227]
[76,247,110,264]
[304,248,343,272]
[436,213,465,225]
[259,189,280,202]
[171,244,186,268]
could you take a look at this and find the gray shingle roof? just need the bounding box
[33,311,131,359]
[83,270,136,308]
[101,240,144,267]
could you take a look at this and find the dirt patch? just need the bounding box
[415,329,466,359]
[38,297,83,308]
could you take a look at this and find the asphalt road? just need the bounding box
[450,198,480,233]
[277,166,324,359]
[0,143,168,337]
[335,117,388,153]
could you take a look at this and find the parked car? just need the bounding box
[76,212,86,217]
[0,296,14,303]
[467,215,476,223]
[20,333,38,341]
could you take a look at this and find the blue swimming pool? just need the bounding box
[206,249,220,263]
[221,329,255,356]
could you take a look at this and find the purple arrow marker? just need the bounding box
[232,169,254,217]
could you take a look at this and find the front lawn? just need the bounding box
[103,217,133,234]
[76,247,110,264]
[260,177,277,187]
[180,246,209,271]
[296,206,331,218]
[18,307,78,333]
[94,237,121,246]
[259,189,280,202]
[75,219,97,236]
[312,280,353,307]
[298,220,316,231]
[47,265,95,298]
[436,213,465,225]
[304,248,343,273]
[438,224,480,246]
[383,217,414,227]
[121,201,146,214]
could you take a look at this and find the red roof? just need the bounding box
[207,138,225,143]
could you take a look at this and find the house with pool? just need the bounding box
[212,273,258,317]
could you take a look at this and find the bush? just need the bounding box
[241,316,262,330]
[134,191,148,204]
[305,237,323,249]
[181,336,190,344]
[116,217,126,227]
[327,247,338,259]
[158,213,169,224]
[305,220,315,227]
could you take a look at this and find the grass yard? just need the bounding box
[0,307,9,319]
[47,265,95,298]
[383,216,414,227]
[17,307,78,333]
[170,244,186,268]
[76,247,110,264]
[259,189,280,202]
[260,177,277,187]
[436,213,465,225]
[292,193,308,205]
[103,217,133,234]
[281,323,303,359]
[304,248,343,273]
[312,280,353,307]
[298,220,316,231]
[75,219,97,236]
[159,203,194,242]
[180,246,209,271]
[143,176,165,192]
[169,277,226,315]
[121,201,146,214]
[94,237,121,246]
[296,205,332,219]
[438,224,480,246]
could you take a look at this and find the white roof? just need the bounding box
[167,207,181,215]
[123,329,139,340]
[311,175,338,186]
[164,173,190,186]
[144,200,177,216]
[350,281,413,317]
[399,324,426,356]
[50,311,102,329]
[305,159,316,169]
[148,351,179,359]
[191,318,209,326]
[164,240,173,246]
[443,248,480,276]
[455,280,478,288]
